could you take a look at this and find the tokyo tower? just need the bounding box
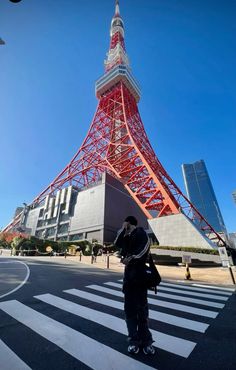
[4,1,226,247]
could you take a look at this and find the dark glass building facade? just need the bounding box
[182,160,227,233]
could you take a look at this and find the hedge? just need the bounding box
[150,245,219,255]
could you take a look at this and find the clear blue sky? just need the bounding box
[0,0,235,232]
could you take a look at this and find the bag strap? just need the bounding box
[148,253,155,267]
[149,254,160,294]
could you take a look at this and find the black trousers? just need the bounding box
[124,286,153,347]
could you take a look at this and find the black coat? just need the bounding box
[114,227,150,290]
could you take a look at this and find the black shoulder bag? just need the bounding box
[145,254,161,294]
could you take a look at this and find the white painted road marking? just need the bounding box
[157,286,229,301]
[35,293,196,358]
[89,284,218,318]
[192,283,235,292]
[0,339,31,370]
[0,261,30,300]
[65,288,209,332]
[0,300,156,370]
[160,282,233,296]
[105,281,225,308]
[0,280,232,368]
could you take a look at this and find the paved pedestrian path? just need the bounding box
[66,254,236,287]
[1,250,235,287]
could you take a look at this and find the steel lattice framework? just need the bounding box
[3,1,226,247]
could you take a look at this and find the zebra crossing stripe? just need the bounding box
[156,286,229,301]
[192,284,235,292]
[64,289,209,333]
[35,293,196,358]
[105,282,225,308]
[118,279,234,295]
[88,284,218,318]
[0,339,31,370]
[160,282,233,296]
[0,300,156,370]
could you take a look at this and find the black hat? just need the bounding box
[124,216,138,226]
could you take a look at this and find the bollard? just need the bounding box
[65,251,67,259]
[185,263,192,280]
[91,253,94,264]
[107,253,110,269]
[79,251,82,261]
[228,265,236,285]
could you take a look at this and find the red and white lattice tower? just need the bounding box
[3,1,226,247]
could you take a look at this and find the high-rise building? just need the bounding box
[232,190,236,205]
[182,160,227,233]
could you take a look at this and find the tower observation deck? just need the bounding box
[96,65,140,103]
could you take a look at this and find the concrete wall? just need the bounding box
[69,172,148,243]
[148,213,216,249]
[103,173,148,243]
[25,208,41,235]
[69,183,105,242]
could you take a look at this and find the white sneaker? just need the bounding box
[143,345,155,355]
[128,345,139,354]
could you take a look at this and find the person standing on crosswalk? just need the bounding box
[114,215,155,356]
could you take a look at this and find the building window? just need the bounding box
[60,214,69,222]
[70,234,83,241]
[58,223,69,234]
[37,219,44,227]
[47,227,56,237]
[39,209,44,218]
[57,236,68,241]
[35,230,44,238]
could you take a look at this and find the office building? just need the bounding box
[182,160,227,234]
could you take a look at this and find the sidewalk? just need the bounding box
[1,249,235,288]
[66,254,236,288]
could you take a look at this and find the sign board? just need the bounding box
[218,247,229,262]
[46,246,53,253]
[182,255,191,264]
[222,260,230,267]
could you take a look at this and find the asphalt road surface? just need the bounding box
[0,256,235,370]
